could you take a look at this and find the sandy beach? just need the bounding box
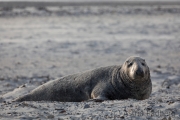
[0,2,180,120]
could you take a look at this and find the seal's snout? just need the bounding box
[136,68,144,77]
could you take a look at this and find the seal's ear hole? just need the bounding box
[143,59,145,62]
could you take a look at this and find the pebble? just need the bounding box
[84,104,90,109]
[47,114,54,119]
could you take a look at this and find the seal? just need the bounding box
[14,56,152,102]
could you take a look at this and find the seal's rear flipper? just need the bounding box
[13,94,31,102]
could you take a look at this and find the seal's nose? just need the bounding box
[136,68,144,77]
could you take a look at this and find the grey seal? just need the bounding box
[14,56,152,102]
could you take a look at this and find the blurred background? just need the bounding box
[0,0,180,79]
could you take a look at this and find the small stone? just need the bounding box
[158,105,162,107]
[161,117,167,120]
[157,65,161,68]
[168,117,171,120]
[157,98,163,102]
[0,78,4,81]
[84,104,90,109]
[59,110,66,113]
[153,69,162,74]
[58,118,64,120]
[120,115,124,119]
[146,106,152,110]
[19,84,26,88]
[47,114,54,119]
[168,101,174,105]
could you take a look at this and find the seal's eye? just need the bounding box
[128,62,133,67]
[142,63,145,66]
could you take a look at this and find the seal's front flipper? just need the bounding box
[87,99,104,102]
[87,95,108,102]
[93,99,105,102]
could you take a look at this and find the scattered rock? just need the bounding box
[161,117,169,120]
[0,97,5,102]
[146,106,152,111]
[55,108,65,111]
[157,98,163,102]
[84,104,90,109]
[120,115,124,119]
[20,84,26,88]
[168,100,174,105]
[157,65,161,68]
[0,78,5,81]
[129,104,133,107]
[153,69,162,74]
[162,77,180,88]
[47,114,54,119]
[59,110,66,113]
[58,118,64,120]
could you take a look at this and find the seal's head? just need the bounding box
[121,56,150,82]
